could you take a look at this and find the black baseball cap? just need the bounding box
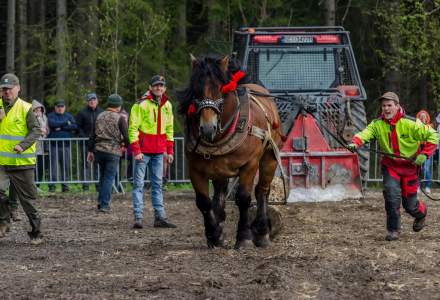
[149,75,166,86]
[55,99,66,107]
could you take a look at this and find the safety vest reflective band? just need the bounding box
[0,151,36,158]
[0,135,25,141]
[0,98,37,166]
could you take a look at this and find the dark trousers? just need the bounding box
[49,141,71,190]
[8,184,18,211]
[0,168,41,233]
[95,151,120,208]
[382,166,426,232]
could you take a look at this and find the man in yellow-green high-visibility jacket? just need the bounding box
[0,73,43,243]
[348,92,439,241]
[129,75,176,229]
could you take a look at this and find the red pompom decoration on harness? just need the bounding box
[221,70,246,94]
[187,103,197,116]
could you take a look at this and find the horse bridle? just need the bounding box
[195,93,240,135]
[195,97,224,115]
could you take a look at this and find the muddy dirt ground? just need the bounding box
[1,189,440,299]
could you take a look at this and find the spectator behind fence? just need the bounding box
[0,73,43,243]
[129,75,176,229]
[32,100,50,186]
[47,100,78,193]
[76,92,103,191]
[416,110,434,194]
[87,94,129,213]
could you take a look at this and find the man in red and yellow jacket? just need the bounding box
[348,92,439,241]
[129,75,176,229]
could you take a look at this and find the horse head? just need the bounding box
[178,55,231,142]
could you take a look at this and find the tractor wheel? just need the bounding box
[350,100,369,185]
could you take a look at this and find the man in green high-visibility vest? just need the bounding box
[0,73,43,244]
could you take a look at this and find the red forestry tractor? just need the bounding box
[232,27,368,202]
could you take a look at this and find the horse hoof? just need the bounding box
[234,239,253,250]
[207,238,225,249]
[253,233,271,248]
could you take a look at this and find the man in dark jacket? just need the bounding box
[76,92,103,191]
[47,100,78,192]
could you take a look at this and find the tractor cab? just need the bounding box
[233,27,368,202]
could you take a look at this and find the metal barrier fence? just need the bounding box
[33,138,438,187]
[34,137,190,187]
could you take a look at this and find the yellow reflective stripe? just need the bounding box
[0,135,25,141]
[0,151,36,158]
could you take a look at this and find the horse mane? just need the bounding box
[176,55,250,116]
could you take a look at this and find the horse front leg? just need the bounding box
[191,172,224,248]
[212,179,227,224]
[252,152,277,248]
[234,173,256,249]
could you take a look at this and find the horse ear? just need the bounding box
[190,53,199,69]
[219,56,229,73]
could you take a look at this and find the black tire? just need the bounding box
[350,100,369,185]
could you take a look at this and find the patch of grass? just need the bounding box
[164,183,193,191]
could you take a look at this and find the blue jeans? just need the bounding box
[423,155,433,189]
[132,154,165,220]
[95,151,120,209]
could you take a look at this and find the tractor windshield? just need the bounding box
[247,47,354,92]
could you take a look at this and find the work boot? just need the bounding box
[133,219,143,229]
[28,231,43,245]
[10,210,21,222]
[385,231,399,241]
[98,206,112,214]
[413,216,426,232]
[0,223,10,238]
[154,218,177,228]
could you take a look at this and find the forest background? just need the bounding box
[1,0,440,134]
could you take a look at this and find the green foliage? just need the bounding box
[15,0,440,124]
[97,0,170,102]
[373,0,440,110]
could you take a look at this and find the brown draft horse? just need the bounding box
[177,55,284,249]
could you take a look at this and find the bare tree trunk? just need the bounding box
[419,75,428,109]
[258,0,268,26]
[6,0,16,73]
[28,0,45,102]
[207,0,219,40]
[113,0,120,93]
[156,0,166,74]
[18,0,27,96]
[384,1,401,94]
[177,0,186,44]
[78,0,98,91]
[324,0,336,26]
[56,0,67,100]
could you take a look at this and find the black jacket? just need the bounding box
[75,106,104,137]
